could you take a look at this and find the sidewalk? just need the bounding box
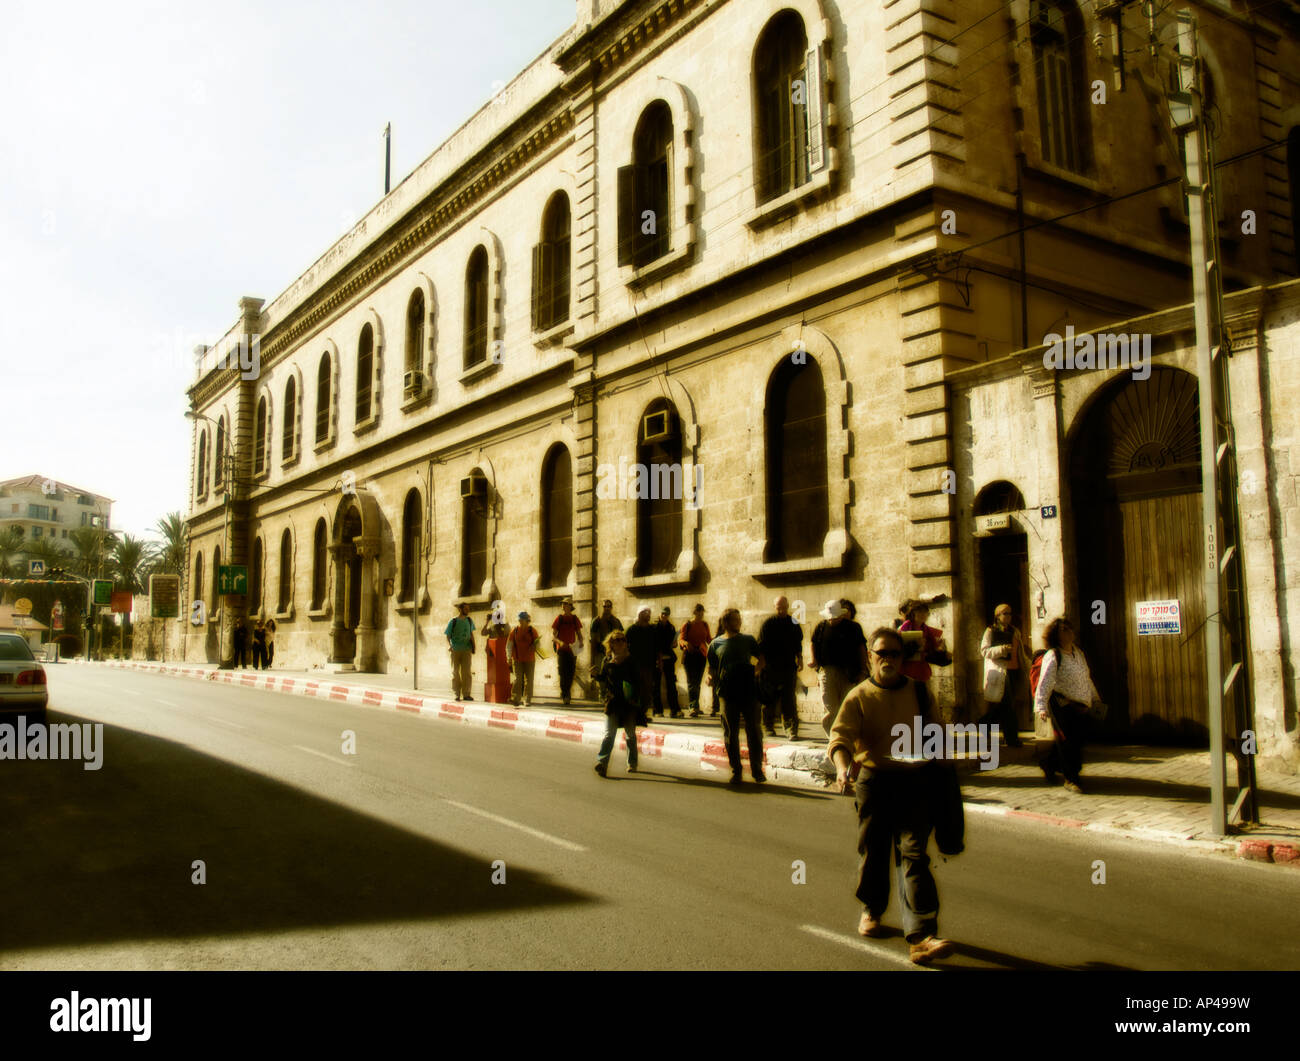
[79,659,1300,868]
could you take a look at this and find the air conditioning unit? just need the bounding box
[403,370,424,395]
[641,409,673,443]
[460,474,487,499]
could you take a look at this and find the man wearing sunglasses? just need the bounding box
[828,626,954,965]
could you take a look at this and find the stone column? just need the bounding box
[328,542,350,663]
[355,540,379,672]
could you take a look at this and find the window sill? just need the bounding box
[354,415,380,437]
[307,605,331,621]
[748,530,850,584]
[459,360,501,386]
[274,604,294,622]
[525,572,577,605]
[281,451,300,471]
[622,241,693,289]
[745,168,835,230]
[400,388,434,414]
[395,589,431,615]
[313,436,336,456]
[619,550,698,592]
[532,320,574,349]
[1021,156,1105,195]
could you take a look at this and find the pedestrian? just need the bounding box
[508,611,541,707]
[444,601,477,701]
[977,604,1028,747]
[1032,618,1105,794]
[829,626,955,965]
[677,603,711,717]
[593,630,640,778]
[551,598,585,705]
[810,600,868,734]
[758,595,804,739]
[589,599,623,675]
[265,617,276,668]
[898,597,951,682]
[625,606,658,723]
[251,619,267,670]
[232,617,249,668]
[655,606,683,718]
[706,607,767,785]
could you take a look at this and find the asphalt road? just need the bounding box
[2,664,1297,971]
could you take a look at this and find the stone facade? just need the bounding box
[178,0,1300,753]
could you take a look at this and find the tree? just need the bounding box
[0,527,24,583]
[110,534,155,658]
[68,525,115,581]
[149,512,188,579]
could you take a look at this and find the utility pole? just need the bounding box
[1172,9,1258,835]
[383,123,392,195]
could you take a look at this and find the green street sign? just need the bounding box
[92,579,113,606]
[218,565,248,596]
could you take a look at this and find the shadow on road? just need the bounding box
[0,711,595,954]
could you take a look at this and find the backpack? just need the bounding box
[1029,648,1059,698]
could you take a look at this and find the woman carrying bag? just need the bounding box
[977,604,1029,747]
[1032,618,1106,794]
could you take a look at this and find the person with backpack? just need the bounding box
[706,608,767,784]
[1032,618,1105,793]
[507,611,542,707]
[977,604,1029,747]
[444,601,477,701]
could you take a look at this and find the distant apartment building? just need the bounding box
[0,475,114,553]
[183,0,1300,767]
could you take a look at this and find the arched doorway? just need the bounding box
[974,481,1030,731]
[328,491,384,671]
[1069,367,1206,740]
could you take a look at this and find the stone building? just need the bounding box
[181,0,1300,763]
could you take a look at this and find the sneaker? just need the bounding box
[463,696,473,702]
[788,730,800,741]
[1063,780,1085,794]
[689,708,702,718]
[594,762,608,778]
[671,711,684,719]
[857,911,885,938]
[908,936,954,965]
[562,697,570,705]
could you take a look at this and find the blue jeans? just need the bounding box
[597,712,638,768]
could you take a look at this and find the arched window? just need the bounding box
[754,10,811,203]
[636,399,682,575]
[316,352,332,443]
[214,416,226,489]
[254,396,269,474]
[765,358,829,561]
[533,193,571,331]
[400,490,421,602]
[282,376,297,461]
[211,545,221,612]
[540,445,573,587]
[461,468,489,595]
[1031,0,1089,173]
[278,528,292,612]
[405,289,425,375]
[618,103,673,268]
[196,431,208,499]
[356,323,374,425]
[193,551,204,611]
[464,246,489,368]
[250,536,263,614]
[1289,127,1300,274]
[311,519,327,610]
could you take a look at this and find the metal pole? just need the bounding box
[413,601,419,691]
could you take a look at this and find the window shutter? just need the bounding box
[531,241,545,331]
[617,164,637,266]
[554,236,570,325]
[805,44,827,174]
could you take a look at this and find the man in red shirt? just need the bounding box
[507,611,541,707]
[552,598,585,705]
[677,604,712,717]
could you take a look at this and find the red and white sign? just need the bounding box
[1136,599,1181,635]
[110,591,133,615]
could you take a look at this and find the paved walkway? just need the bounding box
[78,658,1300,867]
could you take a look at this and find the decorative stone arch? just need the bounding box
[280,363,305,467]
[618,78,698,280]
[275,522,296,619]
[327,487,386,671]
[252,383,274,479]
[406,270,437,392]
[213,403,232,493]
[525,424,582,601]
[247,526,266,619]
[617,374,702,590]
[360,306,385,425]
[395,481,431,611]
[461,231,505,377]
[314,338,341,450]
[745,324,852,576]
[194,421,210,503]
[449,455,501,606]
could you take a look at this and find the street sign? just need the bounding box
[13,598,32,615]
[1136,599,1182,636]
[92,580,113,606]
[975,513,1011,534]
[218,565,248,595]
[149,574,180,619]
[28,559,45,576]
[110,590,133,615]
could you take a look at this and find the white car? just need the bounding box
[0,633,49,722]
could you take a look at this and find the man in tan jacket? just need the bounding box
[829,626,954,965]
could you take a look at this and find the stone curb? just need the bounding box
[82,660,1300,866]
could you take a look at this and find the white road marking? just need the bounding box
[291,743,356,767]
[204,716,248,730]
[442,798,587,853]
[798,924,932,971]
[154,699,179,707]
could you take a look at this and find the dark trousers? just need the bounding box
[658,657,681,715]
[683,653,706,712]
[1042,697,1089,783]
[761,667,799,734]
[233,642,247,668]
[719,691,764,777]
[635,663,658,720]
[977,668,1022,745]
[853,766,939,942]
[251,641,266,669]
[558,648,576,699]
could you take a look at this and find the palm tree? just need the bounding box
[0,526,23,581]
[112,535,155,595]
[68,525,115,581]
[150,512,188,578]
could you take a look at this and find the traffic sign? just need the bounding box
[110,591,133,615]
[28,559,45,576]
[13,598,32,615]
[218,565,248,595]
[149,574,180,619]
[92,579,113,606]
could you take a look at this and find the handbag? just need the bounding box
[982,660,1006,702]
[1087,699,1109,722]
[925,648,953,667]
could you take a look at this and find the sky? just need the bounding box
[0,0,576,545]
